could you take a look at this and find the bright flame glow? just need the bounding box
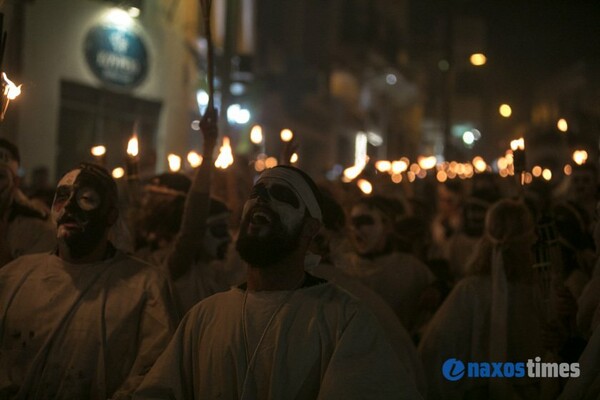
[472,157,487,172]
[342,164,364,182]
[499,104,512,118]
[265,157,278,169]
[215,137,234,169]
[2,73,22,100]
[168,154,182,172]
[532,166,542,177]
[572,150,588,165]
[357,179,372,194]
[470,53,487,66]
[127,134,139,157]
[542,169,552,181]
[392,160,408,174]
[557,118,568,132]
[290,153,299,163]
[280,129,294,142]
[187,151,203,168]
[510,138,525,151]
[375,160,391,173]
[418,156,437,170]
[112,167,125,179]
[91,145,106,157]
[497,157,508,170]
[391,173,402,183]
[250,125,263,144]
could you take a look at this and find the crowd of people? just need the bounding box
[0,109,599,399]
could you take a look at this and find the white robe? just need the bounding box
[134,280,422,399]
[559,309,600,400]
[342,251,435,332]
[418,276,545,400]
[306,261,427,397]
[577,275,600,338]
[0,251,177,399]
[4,213,56,264]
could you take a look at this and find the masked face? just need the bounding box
[236,178,306,267]
[51,169,113,259]
[349,204,390,257]
[204,213,231,260]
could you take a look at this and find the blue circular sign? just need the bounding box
[84,25,148,88]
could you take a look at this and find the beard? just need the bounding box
[236,211,303,267]
[58,212,108,260]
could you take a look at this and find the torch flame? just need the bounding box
[168,154,182,172]
[417,155,437,170]
[215,136,234,169]
[2,73,22,100]
[357,179,373,194]
[280,129,293,142]
[250,125,263,144]
[572,150,588,165]
[91,145,106,156]
[127,134,139,157]
[510,138,525,151]
[187,151,203,168]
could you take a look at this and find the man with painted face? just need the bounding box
[134,165,421,399]
[0,138,55,267]
[0,162,176,399]
[344,195,435,334]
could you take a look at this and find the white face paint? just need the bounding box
[51,169,81,224]
[349,204,389,256]
[241,177,306,237]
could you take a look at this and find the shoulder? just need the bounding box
[1,253,49,271]
[105,252,171,286]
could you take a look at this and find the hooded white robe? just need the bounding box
[306,261,427,397]
[134,279,422,400]
[418,276,545,400]
[0,251,177,399]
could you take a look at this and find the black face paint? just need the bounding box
[52,167,115,259]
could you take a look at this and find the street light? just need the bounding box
[499,104,512,118]
[469,53,487,66]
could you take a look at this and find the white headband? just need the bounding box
[0,147,18,176]
[257,167,322,222]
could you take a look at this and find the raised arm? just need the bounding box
[165,108,218,280]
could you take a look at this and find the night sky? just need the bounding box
[484,1,600,91]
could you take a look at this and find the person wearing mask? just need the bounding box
[135,165,421,399]
[0,162,176,398]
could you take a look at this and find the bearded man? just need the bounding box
[134,165,420,399]
[0,162,176,399]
